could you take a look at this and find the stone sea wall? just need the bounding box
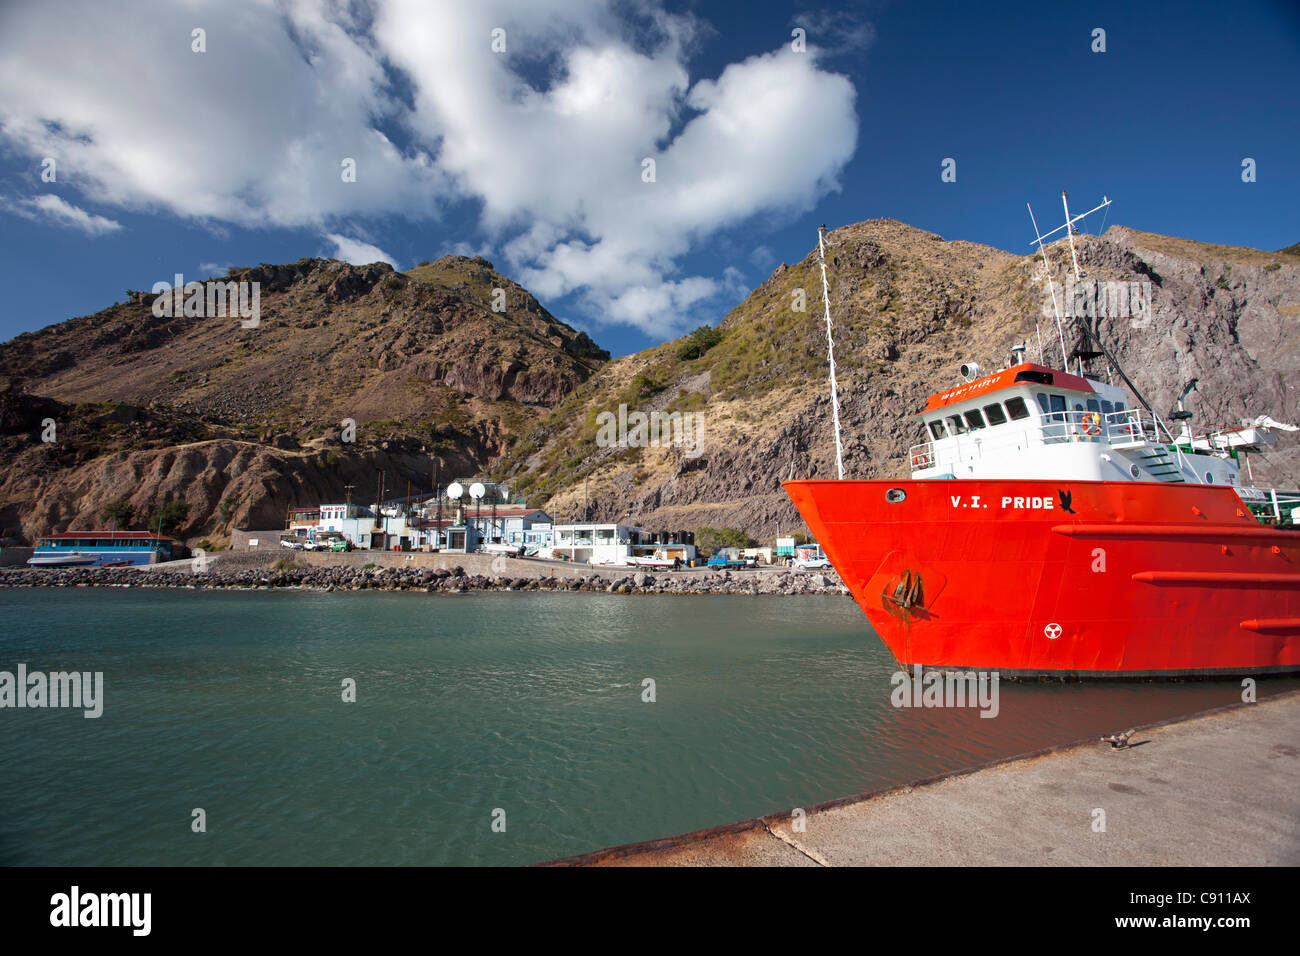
[0,558,849,597]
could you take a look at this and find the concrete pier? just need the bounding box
[543,690,1300,866]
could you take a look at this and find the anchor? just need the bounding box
[882,568,923,611]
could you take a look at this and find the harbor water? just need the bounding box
[1,587,1294,866]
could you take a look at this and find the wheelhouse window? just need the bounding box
[1049,394,1067,422]
[1005,397,1031,420]
[983,403,1008,426]
[963,409,987,430]
[1101,399,1114,415]
[946,414,968,435]
[927,421,946,440]
[1086,399,1100,414]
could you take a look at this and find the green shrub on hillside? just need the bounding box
[623,372,664,406]
[675,325,723,360]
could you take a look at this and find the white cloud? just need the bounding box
[325,234,399,268]
[9,194,122,236]
[377,2,857,333]
[0,0,447,226]
[0,0,861,335]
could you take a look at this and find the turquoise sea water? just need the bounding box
[0,587,1293,866]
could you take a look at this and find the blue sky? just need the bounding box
[1,0,1296,358]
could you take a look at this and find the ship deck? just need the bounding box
[540,689,1300,866]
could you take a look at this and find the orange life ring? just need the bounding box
[1082,412,1102,437]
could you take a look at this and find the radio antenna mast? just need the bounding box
[1061,191,1085,282]
[1029,192,1113,372]
[817,224,846,480]
[1028,202,1068,369]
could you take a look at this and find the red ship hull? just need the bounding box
[783,478,1300,678]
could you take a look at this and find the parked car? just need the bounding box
[706,552,753,569]
[794,551,831,571]
[280,538,304,551]
[327,539,351,552]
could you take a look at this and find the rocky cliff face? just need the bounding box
[499,221,1300,538]
[1093,228,1298,427]
[0,256,606,544]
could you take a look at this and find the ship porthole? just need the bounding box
[1205,473,1214,484]
[886,488,907,503]
[1130,464,1141,478]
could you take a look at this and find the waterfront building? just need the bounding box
[481,506,553,547]
[27,531,179,567]
[319,503,363,525]
[410,505,553,553]
[321,510,379,549]
[550,522,640,564]
[288,507,320,539]
[549,523,697,566]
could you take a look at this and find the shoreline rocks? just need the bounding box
[0,564,850,597]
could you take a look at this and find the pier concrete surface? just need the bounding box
[543,690,1300,867]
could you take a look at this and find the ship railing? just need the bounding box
[1035,408,1114,445]
[908,441,936,470]
[910,408,1193,475]
[1237,486,1300,525]
[911,411,1107,472]
[1103,407,1171,445]
[1265,488,1300,524]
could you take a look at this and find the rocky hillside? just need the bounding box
[494,220,1300,538]
[0,256,607,544]
[3,223,1297,549]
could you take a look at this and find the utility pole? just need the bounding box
[434,460,443,550]
[817,224,846,480]
[376,470,385,550]
[404,477,412,551]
